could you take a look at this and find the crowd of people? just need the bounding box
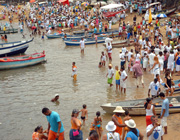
[0,0,179,140]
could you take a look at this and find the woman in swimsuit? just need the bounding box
[93,111,103,138]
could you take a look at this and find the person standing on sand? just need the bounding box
[80,38,85,54]
[72,62,77,81]
[159,92,169,134]
[133,61,144,88]
[112,106,126,138]
[146,116,164,140]
[42,107,65,140]
[80,104,88,126]
[106,64,114,87]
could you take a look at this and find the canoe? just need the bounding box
[73,30,94,35]
[165,7,177,16]
[103,39,134,48]
[101,96,180,115]
[0,44,29,57]
[73,30,119,35]
[0,28,18,34]
[64,37,106,46]
[0,51,46,70]
[0,38,34,48]
[46,33,63,39]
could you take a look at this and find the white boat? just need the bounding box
[101,96,180,115]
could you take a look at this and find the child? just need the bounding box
[94,111,102,138]
[143,53,148,71]
[42,32,45,40]
[80,104,88,125]
[115,66,121,90]
[100,51,106,66]
[122,110,132,140]
[72,62,77,81]
[51,94,59,102]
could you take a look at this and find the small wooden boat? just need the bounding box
[103,39,134,48]
[0,44,29,57]
[46,33,63,39]
[0,38,33,49]
[0,28,18,34]
[101,96,180,115]
[64,37,106,46]
[165,7,177,16]
[0,51,46,70]
[73,30,94,35]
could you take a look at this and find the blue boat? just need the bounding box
[64,37,106,46]
[0,38,33,57]
[0,44,29,57]
[0,52,46,70]
[46,33,63,39]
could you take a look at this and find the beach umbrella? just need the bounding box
[30,0,35,3]
[157,14,167,18]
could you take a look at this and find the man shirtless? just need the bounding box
[80,104,88,125]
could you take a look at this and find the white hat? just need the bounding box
[125,119,136,128]
[113,106,125,113]
[55,94,59,97]
[106,121,117,132]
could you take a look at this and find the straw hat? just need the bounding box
[106,121,117,132]
[113,106,125,113]
[125,119,136,128]
[108,64,112,67]
[119,50,122,53]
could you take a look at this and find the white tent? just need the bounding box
[100,4,125,10]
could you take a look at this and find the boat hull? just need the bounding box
[64,40,105,46]
[0,44,29,57]
[0,56,45,70]
[101,95,180,115]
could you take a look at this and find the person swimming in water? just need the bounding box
[51,94,59,102]
[93,111,103,138]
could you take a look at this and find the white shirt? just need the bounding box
[149,82,159,96]
[168,54,174,64]
[107,132,120,140]
[72,66,77,76]
[149,53,155,65]
[107,45,112,53]
[119,53,125,62]
[135,53,141,61]
[108,68,114,78]
[105,38,113,48]
[127,52,133,61]
[121,70,127,81]
[146,124,164,140]
[122,47,126,54]
[80,40,85,49]
[154,48,160,55]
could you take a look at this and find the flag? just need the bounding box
[57,0,69,5]
[30,0,35,3]
[149,8,152,23]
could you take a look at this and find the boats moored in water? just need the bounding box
[0,28,18,34]
[0,51,46,70]
[101,95,180,115]
[64,37,106,46]
[0,38,33,57]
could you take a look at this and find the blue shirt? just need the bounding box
[125,129,139,140]
[176,56,180,65]
[94,28,97,33]
[161,98,169,117]
[127,33,131,39]
[46,111,64,133]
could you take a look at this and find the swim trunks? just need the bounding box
[108,78,113,84]
[81,116,85,120]
[116,80,120,85]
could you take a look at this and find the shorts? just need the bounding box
[176,65,180,71]
[167,63,174,71]
[121,61,125,66]
[119,32,122,36]
[161,117,167,127]
[81,116,86,120]
[48,130,64,140]
[108,78,113,84]
[108,53,112,59]
[164,60,167,69]
[116,79,120,85]
[73,74,77,81]
[120,80,126,88]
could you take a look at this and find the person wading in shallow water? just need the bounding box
[42,107,65,140]
[51,94,59,102]
[106,64,114,87]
